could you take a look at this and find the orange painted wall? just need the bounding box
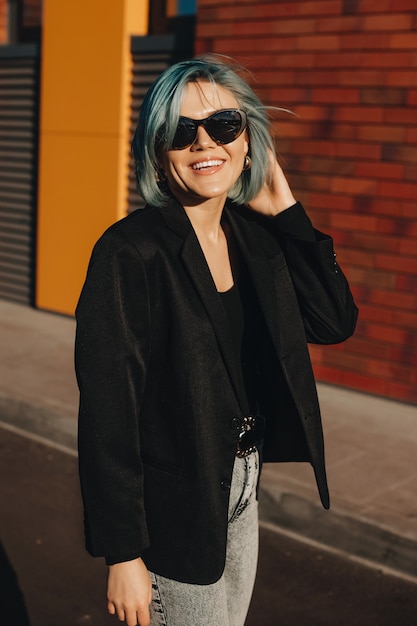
[36,0,148,315]
[0,0,7,42]
[196,0,417,404]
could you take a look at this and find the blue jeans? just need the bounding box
[149,451,259,626]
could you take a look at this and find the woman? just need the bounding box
[76,56,358,626]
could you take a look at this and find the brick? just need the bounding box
[355,162,404,180]
[272,18,317,34]
[247,52,316,69]
[347,337,391,360]
[199,0,257,5]
[196,22,234,38]
[386,71,417,88]
[310,157,356,176]
[375,253,417,275]
[330,212,379,233]
[343,0,391,13]
[376,216,412,236]
[389,345,417,367]
[323,350,367,373]
[254,87,311,104]
[397,274,417,291]
[200,4,296,21]
[384,108,417,125]
[312,87,359,103]
[382,143,417,164]
[296,34,341,50]
[339,246,375,267]
[318,15,363,32]
[341,370,389,396]
[312,364,344,385]
[359,125,405,142]
[331,176,377,195]
[290,139,338,156]
[298,1,344,17]
[338,70,386,87]
[348,268,397,290]
[336,141,381,159]
[360,88,407,105]
[252,70,297,85]
[274,120,311,138]
[408,90,417,106]
[363,14,413,31]
[367,323,411,346]
[400,201,417,219]
[293,69,340,86]
[405,165,417,182]
[389,33,417,49]
[359,51,413,68]
[293,105,332,120]
[370,288,417,311]
[389,0,417,11]
[399,238,417,256]
[341,33,391,50]
[344,230,399,253]
[406,127,417,143]
[366,358,412,381]
[394,310,417,329]
[309,192,355,211]
[378,180,417,200]
[334,106,385,123]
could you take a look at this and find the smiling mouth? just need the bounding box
[191,159,224,171]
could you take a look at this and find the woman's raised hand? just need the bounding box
[247,150,296,216]
[107,557,152,626]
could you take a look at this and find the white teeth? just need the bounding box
[191,160,223,170]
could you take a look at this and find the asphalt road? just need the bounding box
[1,426,417,626]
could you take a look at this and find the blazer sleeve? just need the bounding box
[269,202,358,344]
[75,227,151,560]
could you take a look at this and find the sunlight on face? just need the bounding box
[160,81,249,210]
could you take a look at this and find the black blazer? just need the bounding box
[75,199,357,584]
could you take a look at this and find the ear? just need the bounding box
[243,130,249,156]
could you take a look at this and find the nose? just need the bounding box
[190,125,216,150]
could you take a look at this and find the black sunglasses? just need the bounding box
[171,109,247,150]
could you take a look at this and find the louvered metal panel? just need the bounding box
[128,35,193,214]
[0,44,39,305]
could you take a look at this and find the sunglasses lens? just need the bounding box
[171,110,246,149]
[172,119,197,149]
[207,110,244,145]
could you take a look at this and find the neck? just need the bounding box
[182,196,227,241]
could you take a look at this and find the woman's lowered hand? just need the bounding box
[107,557,152,626]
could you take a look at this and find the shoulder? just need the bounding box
[92,205,179,262]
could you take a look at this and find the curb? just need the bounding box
[259,482,417,581]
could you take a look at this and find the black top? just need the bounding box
[219,221,261,416]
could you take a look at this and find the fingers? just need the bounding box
[107,601,151,626]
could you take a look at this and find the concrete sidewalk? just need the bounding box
[1,299,417,579]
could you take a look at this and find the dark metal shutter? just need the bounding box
[128,34,193,214]
[0,44,39,305]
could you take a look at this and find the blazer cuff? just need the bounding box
[270,201,316,241]
[105,552,142,566]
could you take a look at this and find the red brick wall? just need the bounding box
[196,0,417,404]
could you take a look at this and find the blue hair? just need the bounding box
[132,56,276,207]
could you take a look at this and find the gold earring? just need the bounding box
[243,155,251,171]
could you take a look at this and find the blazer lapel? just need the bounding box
[157,200,245,410]
[225,205,283,355]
